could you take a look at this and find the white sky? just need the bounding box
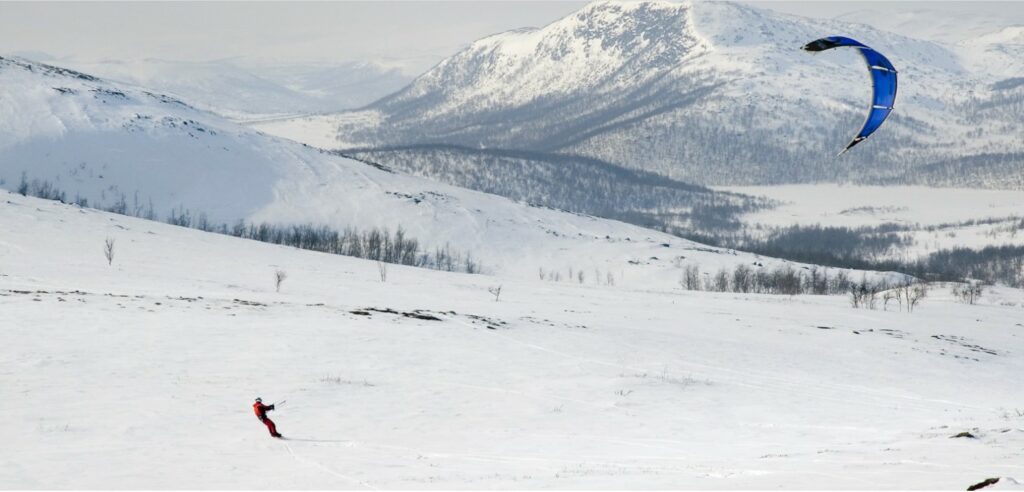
[2,1,1021,73]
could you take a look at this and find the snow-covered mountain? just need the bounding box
[0,55,834,284]
[256,0,1023,188]
[956,26,1024,81]
[52,58,413,120]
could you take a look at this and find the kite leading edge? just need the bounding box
[802,36,898,155]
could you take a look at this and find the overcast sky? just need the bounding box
[2,1,1021,73]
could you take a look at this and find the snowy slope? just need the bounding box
[52,58,413,120]
[0,55,834,283]
[957,26,1024,81]
[3,191,1024,488]
[255,0,1023,187]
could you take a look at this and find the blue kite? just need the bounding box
[802,36,898,155]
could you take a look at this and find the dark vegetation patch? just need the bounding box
[932,335,999,356]
[967,478,1000,491]
[465,314,507,330]
[233,299,267,307]
[683,223,1024,287]
[353,307,443,321]
[341,145,773,234]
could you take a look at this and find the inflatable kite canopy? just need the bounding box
[802,36,898,155]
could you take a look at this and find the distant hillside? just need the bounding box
[345,145,772,232]
[0,54,815,281]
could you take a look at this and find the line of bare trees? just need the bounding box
[11,174,483,275]
[166,209,483,274]
[679,263,859,296]
[538,266,617,286]
[871,280,928,312]
[204,219,482,274]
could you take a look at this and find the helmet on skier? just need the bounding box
[255,397,262,403]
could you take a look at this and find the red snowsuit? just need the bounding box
[253,402,281,437]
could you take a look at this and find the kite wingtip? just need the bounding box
[838,136,867,157]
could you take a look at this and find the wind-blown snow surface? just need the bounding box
[0,55,802,282]
[3,192,1024,488]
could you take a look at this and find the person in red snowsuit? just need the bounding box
[253,397,282,438]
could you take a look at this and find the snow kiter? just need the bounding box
[802,36,897,155]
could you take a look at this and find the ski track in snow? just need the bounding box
[463,317,985,414]
[282,441,377,490]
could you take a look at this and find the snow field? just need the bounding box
[2,192,1023,488]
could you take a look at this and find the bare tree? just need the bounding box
[488,285,502,302]
[712,268,730,292]
[969,282,984,304]
[882,289,896,311]
[274,269,287,292]
[893,281,913,311]
[103,237,116,266]
[850,276,879,309]
[681,264,701,290]
[952,281,983,304]
[732,264,753,293]
[17,171,28,196]
[907,283,928,312]
[377,261,388,282]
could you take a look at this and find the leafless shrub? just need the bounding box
[488,285,502,302]
[907,283,928,312]
[103,237,115,266]
[882,289,896,311]
[681,264,701,290]
[320,376,375,387]
[850,275,879,309]
[952,281,984,304]
[274,269,287,292]
[732,264,753,293]
[712,268,730,292]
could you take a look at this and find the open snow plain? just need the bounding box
[2,191,1023,489]
[722,185,1024,259]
